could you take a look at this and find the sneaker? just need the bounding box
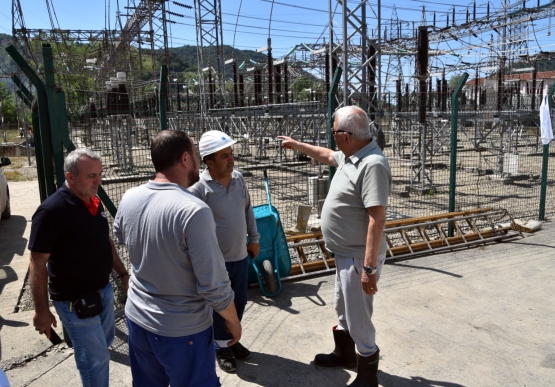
[230,342,251,360]
[216,348,236,373]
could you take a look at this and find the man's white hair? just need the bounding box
[64,148,101,176]
[334,106,371,141]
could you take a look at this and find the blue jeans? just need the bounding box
[127,318,220,387]
[213,257,248,345]
[53,283,115,387]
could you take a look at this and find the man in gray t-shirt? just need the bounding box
[278,106,391,387]
[114,130,241,387]
[190,130,260,373]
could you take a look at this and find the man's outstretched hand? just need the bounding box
[277,136,299,151]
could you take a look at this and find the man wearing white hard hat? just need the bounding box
[190,130,260,373]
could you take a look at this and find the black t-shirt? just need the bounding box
[28,185,113,301]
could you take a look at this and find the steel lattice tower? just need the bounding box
[194,0,226,130]
[328,0,381,119]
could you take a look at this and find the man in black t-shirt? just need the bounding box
[28,148,129,387]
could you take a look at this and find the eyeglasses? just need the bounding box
[332,130,353,136]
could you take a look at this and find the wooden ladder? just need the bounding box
[286,232,335,276]
[284,208,519,277]
[384,208,518,261]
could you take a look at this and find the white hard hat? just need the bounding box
[199,130,237,159]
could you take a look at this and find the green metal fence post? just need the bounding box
[12,75,33,105]
[13,73,47,202]
[13,74,49,203]
[328,66,343,181]
[42,44,66,188]
[15,91,31,107]
[30,99,47,202]
[5,44,57,197]
[55,90,74,152]
[448,72,469,237]
[538,83,555,220]
[159,65,168,131]
[12,76,44,198]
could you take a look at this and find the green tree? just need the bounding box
[448,74,464,89]
[0,82,17,124]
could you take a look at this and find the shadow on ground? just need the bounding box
[236,352,351,387]
[0,215,29,360]
[233,355,467,387]
[379,371,466,387]
[0,215,28,267]
[389,262,463,278]
[249,280,329,315]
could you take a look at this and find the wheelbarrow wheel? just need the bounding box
[263,260,278,295]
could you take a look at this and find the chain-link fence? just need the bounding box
[66,84,555,311]
[31,86,555,308]
[379,81,554,222]
[8,40,555,310]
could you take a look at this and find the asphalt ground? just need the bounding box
[1,180,554,386]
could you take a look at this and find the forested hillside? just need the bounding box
[0,33,17,80]
[0,33,267,83]
[168,45,267,75]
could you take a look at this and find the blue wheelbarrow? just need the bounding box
[247,169,291,297]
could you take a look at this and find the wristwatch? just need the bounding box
[363,266,377,275]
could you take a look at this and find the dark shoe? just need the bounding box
[216,348,237,373]
[347,348,380,387]
[230,342,251,360]
[314,326,357,368]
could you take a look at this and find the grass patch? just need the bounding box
[4,170,27,182]
[1,129,28,143]
[3,156,37,182]
[6,156,28,169]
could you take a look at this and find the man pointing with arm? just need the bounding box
[278,105,391,387]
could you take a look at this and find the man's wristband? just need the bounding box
[118,272,130,278]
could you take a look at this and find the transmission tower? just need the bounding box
[95,0,170,83]
[328,0,381,120]
[12,0,38,68]
[194,0,226,130]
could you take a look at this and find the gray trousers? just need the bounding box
[334,252,386,357]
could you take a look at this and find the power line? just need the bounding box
[168,19,326,39]
[222,11,326,27]
[258,0,327,13]
[408,0,489,8]
[0,10,11,21]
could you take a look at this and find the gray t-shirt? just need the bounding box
[113,181,234,337]
[189,170,260,262]
[321,140,392,258]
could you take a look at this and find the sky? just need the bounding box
[1,0,525,57]
[4,0,555,85]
